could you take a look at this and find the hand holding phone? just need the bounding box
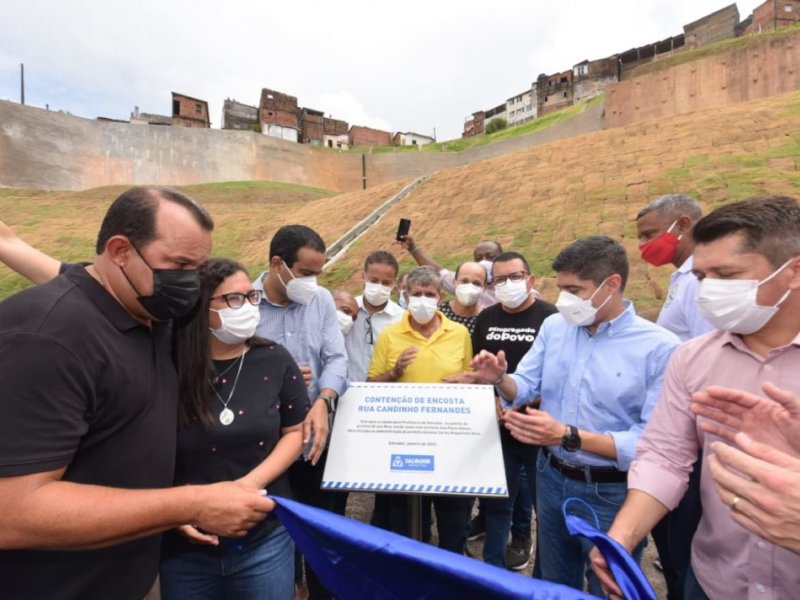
[396,218,411,242]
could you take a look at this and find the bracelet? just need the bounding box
[409,246,420,254]
[493,373,506,386]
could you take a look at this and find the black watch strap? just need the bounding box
[561,424,581,452]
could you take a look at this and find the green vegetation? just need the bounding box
[484,117,508,135]
[424,97,604,152]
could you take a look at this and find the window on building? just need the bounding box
[785,5,794,11]
[195,103,202,114]
[544,96,548,102]
[172,99,180,115]
[562,92,567,98]
[560,76,567,84]
[412,140,417,145]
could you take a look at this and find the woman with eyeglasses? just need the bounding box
[160,258,307,600]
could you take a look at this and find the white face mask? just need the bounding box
[478,260,494,284]
[455,283,482,307]
[336,310,354,335]
[696,258,794,335]
[210,303,261,345]
[495,279,529,309]
[364,281,393,307]
[556,277,612,327]
[408,296,438,324]
[280,261,317,305]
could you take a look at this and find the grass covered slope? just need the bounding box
[322,89,800,319]
[2,90,799,316]
[0,179,409,298]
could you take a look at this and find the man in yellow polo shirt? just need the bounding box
[368,265,473,554]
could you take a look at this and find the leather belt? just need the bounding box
[542,447,627,484]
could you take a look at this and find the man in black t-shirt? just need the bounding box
[0,188,275,600]
[470,251,557,571]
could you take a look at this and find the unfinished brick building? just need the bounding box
[537,71,573,116]
[572,57,620,104]
[171,92,210,128]
[323,117,349,149]
[684,4,740,49]
[741,0,800,33]
[300,108,324,145]
[259,88,299,142]
[349,125,392,147]
[222,98,259,131]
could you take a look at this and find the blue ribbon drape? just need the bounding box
[272,495,650,599]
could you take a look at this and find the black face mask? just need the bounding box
[121,243,201,321]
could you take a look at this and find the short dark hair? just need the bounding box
[364,250,399,276]
[269,225,326,267]
[492,251,531,273]
[552,236,629,291]
[95,186,213,254]
[692,196,800,268]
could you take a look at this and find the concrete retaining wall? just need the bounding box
[0,98,604,192]
[606,30,800,128]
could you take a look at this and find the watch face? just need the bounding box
[562,426,580,451]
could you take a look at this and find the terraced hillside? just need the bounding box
[2,90,799,318]
[322,89,800,320]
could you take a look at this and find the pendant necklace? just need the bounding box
[212,347,246,426]
[212,355,241,384]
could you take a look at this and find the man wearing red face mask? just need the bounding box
[637,194,714,342]
[635,194,714,600]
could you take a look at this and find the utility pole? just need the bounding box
[20,63,25,105]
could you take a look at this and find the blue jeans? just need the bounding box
[160,525,294,600]
[482,434,538,567]
[535,451,643,596]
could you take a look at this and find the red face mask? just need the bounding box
[639,220,681,267]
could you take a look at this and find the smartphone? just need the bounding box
[396,218,411,242]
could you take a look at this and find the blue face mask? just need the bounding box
[562,498,656,600]
[398,293,409,310]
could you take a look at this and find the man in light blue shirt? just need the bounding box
[345,250,404,383]
[252,224,348,600]
[473,236,679,595]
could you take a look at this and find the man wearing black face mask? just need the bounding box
[0,187,277,600]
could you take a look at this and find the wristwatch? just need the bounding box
[316,394,337,414]
[561,425,581,452]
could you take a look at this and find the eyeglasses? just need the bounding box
[211,290,263,309]
[492,272,529,286]
[365,314,374,345]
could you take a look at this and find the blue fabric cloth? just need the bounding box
[536,452,645,596]
[562,498,656,600]
[504,302,679,469]
[252,272,348,401]
[160,524,294,600]
[271,495,596,599]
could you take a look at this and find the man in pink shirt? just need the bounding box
[592,196,800,599]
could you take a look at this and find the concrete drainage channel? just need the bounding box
[324,176,427,269]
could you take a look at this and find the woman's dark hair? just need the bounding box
[174,257,266,428]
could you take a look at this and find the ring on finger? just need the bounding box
[731,495,742,510]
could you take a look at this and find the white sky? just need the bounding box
[0,1,763,141]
